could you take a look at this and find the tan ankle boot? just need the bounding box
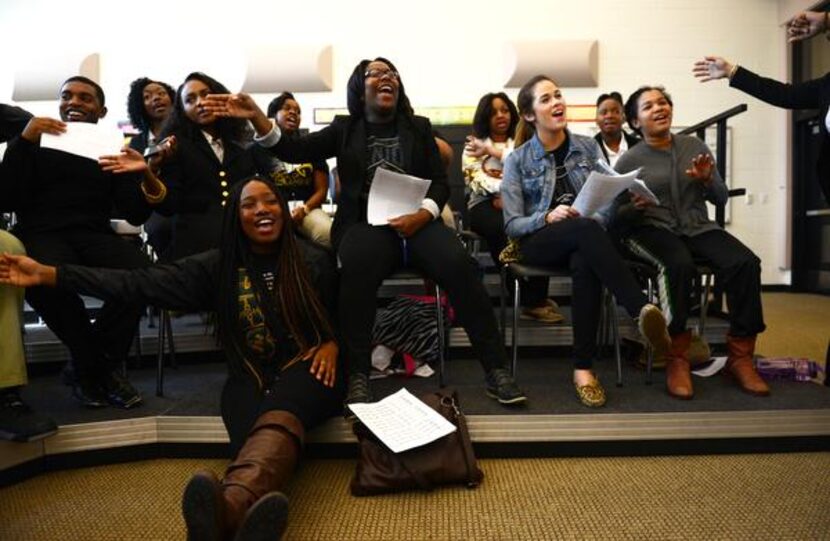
[221,410,304,539]
[725,335,770,396]
[666,330,694,399]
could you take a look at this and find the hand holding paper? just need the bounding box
[571,168,658,219]
[40,122,125,162]
[367,168,432,226]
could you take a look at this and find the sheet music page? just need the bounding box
[367,168,432,225]
[571,168,656,218]
[41,122,125,162]
[347,388,456,453]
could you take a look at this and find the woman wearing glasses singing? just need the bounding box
[204,57,527,410]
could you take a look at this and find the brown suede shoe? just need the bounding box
[666,331,694,399]
[725,335,770,396]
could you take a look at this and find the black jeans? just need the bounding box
[469,200,548,307]
[520,218,648,368]
[623,226,765,337]
[337,220,507,377]
[19,228,149,378]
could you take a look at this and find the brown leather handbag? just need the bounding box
[350,389,484,496]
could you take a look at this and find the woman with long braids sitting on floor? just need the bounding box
[0,176,342,541]
[500,74,672,408]
[203,57,527,409]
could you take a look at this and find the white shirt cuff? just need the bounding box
[254,122,281,147]
[420,198,440,219]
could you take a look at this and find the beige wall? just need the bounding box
[0,0,798,284]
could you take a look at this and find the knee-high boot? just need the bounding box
[666,330,694,399]
[224,410,303,540]
[725,335,770,396]
[182,410,304,541]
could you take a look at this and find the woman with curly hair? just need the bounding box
[126,77,175,154]
[1,176,341,541]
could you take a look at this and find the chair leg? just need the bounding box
[511,277,520,378]
[166,310,177,368]
[645,278,655,385]
[434,283,446,388]
[698,273,712,339]
[499,265,507,345]
[609,294,622,388]
[156,309,167,397]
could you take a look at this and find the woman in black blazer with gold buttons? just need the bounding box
[157,72,276,260]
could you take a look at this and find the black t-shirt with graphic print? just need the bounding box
[549,132,575,209]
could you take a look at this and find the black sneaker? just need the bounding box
[343,373,373,419]
[101,371,143,409]
[485,368,527,405]
[0,389,58,442]
[72,377,109,408]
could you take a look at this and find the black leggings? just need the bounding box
[469,200,548,307]
[337,220,508,377]
[623,226,765,337]
[520,218,648,368]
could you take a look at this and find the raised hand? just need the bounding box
[99,146,148,174]
[686,153,715,184]
[464,136,489,158]
[0,253,56,288]
[787,11,827,42]
[692,56,734,83]
[305,340,338,387]
[201,93,261,119]
[20,117,66,143]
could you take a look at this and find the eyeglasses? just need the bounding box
[364,68,399,80]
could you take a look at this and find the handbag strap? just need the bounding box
[444,394,480,488]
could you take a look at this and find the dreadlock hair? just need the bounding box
[513,74,556,148]
[126,77,175,132]
[624,86,673,137]
[216,176,335,383]
[266,91,296,121]
[160,72,253,144]
[471,92,519,140]
[345,57,414,119]
[62,76,105,107]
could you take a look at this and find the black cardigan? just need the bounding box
[270,114,449,248]
[731,66,830,203]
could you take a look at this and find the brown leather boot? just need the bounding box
[222,410,304,540]
[666,330,694,399]
[182,470,225,541]
[725,335,770,396]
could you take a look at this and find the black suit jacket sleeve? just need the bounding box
[730,66,830,112]
[57,249,220,312]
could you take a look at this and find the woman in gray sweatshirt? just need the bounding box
[614,86,769,400]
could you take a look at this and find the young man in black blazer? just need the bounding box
[1,77,164,409]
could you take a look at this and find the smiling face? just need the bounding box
[275,98,301,133]
[524,79,567,135]
[489,97,512,140]
[596,97,624,137]
[181,79,215,126]
[58,81,106,123]
[363,60,399,117]
[239,180,285,253]
[143,82,172,124]
[632,89,673,138]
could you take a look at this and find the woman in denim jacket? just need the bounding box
[500,75,671,407]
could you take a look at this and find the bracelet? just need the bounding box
[727,64,738,80]
[141,181,167,204]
